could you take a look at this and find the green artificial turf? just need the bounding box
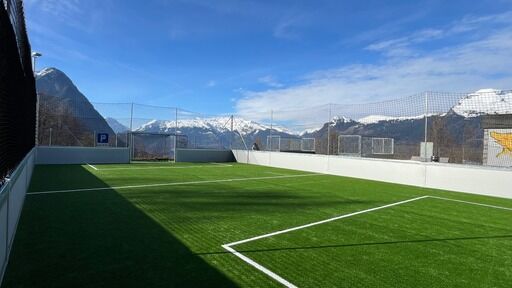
[2,162,512,287]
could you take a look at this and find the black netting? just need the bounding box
[0,0,36,182]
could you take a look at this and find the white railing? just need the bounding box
[0,148,35,283]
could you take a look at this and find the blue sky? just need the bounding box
[25,0,512,117]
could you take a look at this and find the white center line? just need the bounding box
[27,173,321,195]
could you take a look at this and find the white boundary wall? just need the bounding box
[35,146,130,164]
[232,150,512,199]
[0,148,36,283]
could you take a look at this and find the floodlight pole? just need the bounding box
[31,52,42,75]
[32,52,42,146]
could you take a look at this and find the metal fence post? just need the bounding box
[129,103,134,161]
[174,107,178,162]
[327,103,332,155]
[230,115,233,150]
[424,92,429,159]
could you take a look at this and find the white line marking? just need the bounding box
[222,195,429,287]
[86,163,98,171]
[222,195,512,287]
[429,196,512,211]
[95,164,233,171]
[27,173,320,195]
[265,172,288,176]
[209,162,233,167]
[226,195,429,247]
[222,244,298,288]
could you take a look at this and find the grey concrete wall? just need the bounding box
[232,150,512,199]
[176,149,235,163]
[35,146,130,164]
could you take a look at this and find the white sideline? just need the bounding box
[27,173,320,195]
[222,195,512,287]
[264,172,289,176]
[86,163,98,171]
[429,196,512,211]
[210,162,233,167]
[92,164,233,171]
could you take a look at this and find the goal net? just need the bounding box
[279,137,301,152]
[338,135,362,156]
[371,138,394,155]
[301,138,315,152]
[131,132,180,161]
[266,135,281,151]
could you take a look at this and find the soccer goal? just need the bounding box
[266,135,281,151]
[371,137,394,155]
[279,137,301,152]
[130,132,180,161]
[338,135,362,156]
[301,138,315,152]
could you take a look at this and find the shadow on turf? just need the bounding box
[198,234,512,256]
[3,165,238,288]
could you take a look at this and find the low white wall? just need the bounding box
[176,149,235,163]
[232,150,512,199]
[1,148,36,283]
[35,146,130,164]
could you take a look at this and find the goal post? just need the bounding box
[266,135,281,151]
[130,132,187,161]
[338,135,362,156]
[301,138,315,152]
[371,137,394,155]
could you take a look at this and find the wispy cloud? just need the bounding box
[258,75,283,88]
[273,14,306,40]
[236,12,512,121]
[366,11,512,56]
[24,0,110,33]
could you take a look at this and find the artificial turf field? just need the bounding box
[2,162,512,288]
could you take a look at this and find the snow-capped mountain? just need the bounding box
[357,114,429,124]
[136,117,290,135]
[135,117,294,149]
[452,89,512,117]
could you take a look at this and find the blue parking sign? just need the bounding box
[97,133,109,144]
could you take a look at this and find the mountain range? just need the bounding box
[35,67,511,161]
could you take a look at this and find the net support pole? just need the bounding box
[174,107,178,163]
[424,92,428,160]
[230,115,233,150]
[129,103,134,162]
[269,110,273,151]
[327,103,332,155]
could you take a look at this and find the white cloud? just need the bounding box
[258,75,283,88]
[273,13,306,40]
[236,20,512,122]
[207,80,217,87]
